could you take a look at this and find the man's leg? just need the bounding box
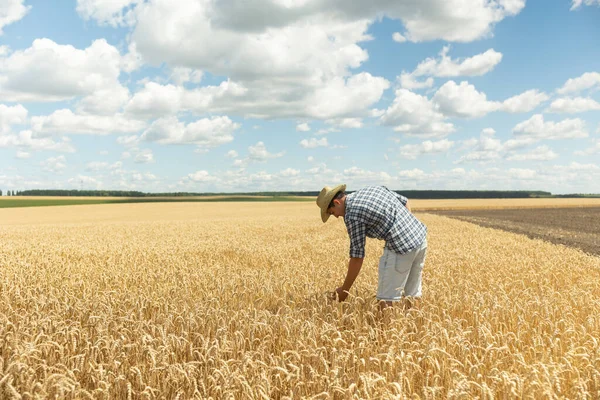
[403,240,427,306]
[377,247,415,310]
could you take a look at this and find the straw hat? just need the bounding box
[316,184,346,222]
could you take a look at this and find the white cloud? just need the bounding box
[433,81,501,118]
[513,114,588,140]
[15,150,30,159]
[140,116,239,148]
[547,97,600,114]
[415,46,502,77]
[188,170,217,183]
[398,168,428,179]
[574,139,600,156]
[508,168,537,180]
[557,72,600,94]
[125,82,183,118]
[280,168,300,177]
[116,135,140,147]
[0,130,75,153]
[76,0,139,27]
[399,73,434,90]
[392,32,406,43]
[226,150,238,158]
[0,39,127,102]
[68,175,101,189]
[134,149,154,164]
[41,155,67,173]
[305,73,390,119]
[326,118,363,129]
[0,103,27,133]
[170,67,203,86]
[77,85,131,116]
[399,47,502,90]
[433,81,548,118]
[85,161,122,172]
[399,139,454,160]
[0,0,30,35]
[248,141,285,161]
[506,145,558,161]
[119,0,521,121]
[300,138,328,148]
[296,123,310,132]
[501,89,549,113]
[380,88,455,137]
[570,0,600,10]
[32,109,146,136]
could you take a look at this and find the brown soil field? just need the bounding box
[429,207,600,256]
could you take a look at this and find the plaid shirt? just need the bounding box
[344,186,427,258]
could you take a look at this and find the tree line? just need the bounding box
[7,189,569,199]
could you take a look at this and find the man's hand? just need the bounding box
[334,287,348,302]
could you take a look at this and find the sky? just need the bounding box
[0,0,599,194]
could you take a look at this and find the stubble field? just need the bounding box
[1,201,600,399]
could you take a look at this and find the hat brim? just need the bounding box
[318,184,346,223]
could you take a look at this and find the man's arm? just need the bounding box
[336,257,364,301]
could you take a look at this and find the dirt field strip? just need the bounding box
[430,207,600,256]
[2,202,600,398]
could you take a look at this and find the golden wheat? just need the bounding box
[1,202,600,399]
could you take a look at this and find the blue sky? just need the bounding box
[0,0,599,194]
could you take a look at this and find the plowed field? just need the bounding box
[430,207,600,256]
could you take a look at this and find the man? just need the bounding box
[316,184,428,309]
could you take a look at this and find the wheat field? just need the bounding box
[1,202,600,399]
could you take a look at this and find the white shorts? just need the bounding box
[377,239,427,301]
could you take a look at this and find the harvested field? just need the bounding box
[2,202,600,398]
[430,207,600,256]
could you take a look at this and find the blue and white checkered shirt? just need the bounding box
[344,186,427,258]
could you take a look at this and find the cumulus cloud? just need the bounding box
[300,138,328,149]
[0,0,30,35]
[399,139,454,160]
[505,145,558,161]
[508,168,537,180]
[226,150,238,158]
[32,109,146,136]
[392,32,406,43]
[248,141,285,161]
[187,170,217,183]
[76,0,140,27]
[134,149,154,164]
[574,139,600,156]
[170,67,204,86]
[0,39,129,102]
[513,114,588,140]
[433,81,501,118]
[41,155,67,173]
[140,116,239,148]
[557,72,600,94]
[399,47,502,90]
[296,123,310,132]
[0,103,27,134]
[326,118,364,129]
[501,89,550,113]
[570,0,600,10]
[433,81,548,118]
[88,0,523,121]
[547,97,600,114]
[0,130,75,153]
[380,88,455,137]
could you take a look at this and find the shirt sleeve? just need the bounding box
[346,218,367,258]
[391,189,408,206]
